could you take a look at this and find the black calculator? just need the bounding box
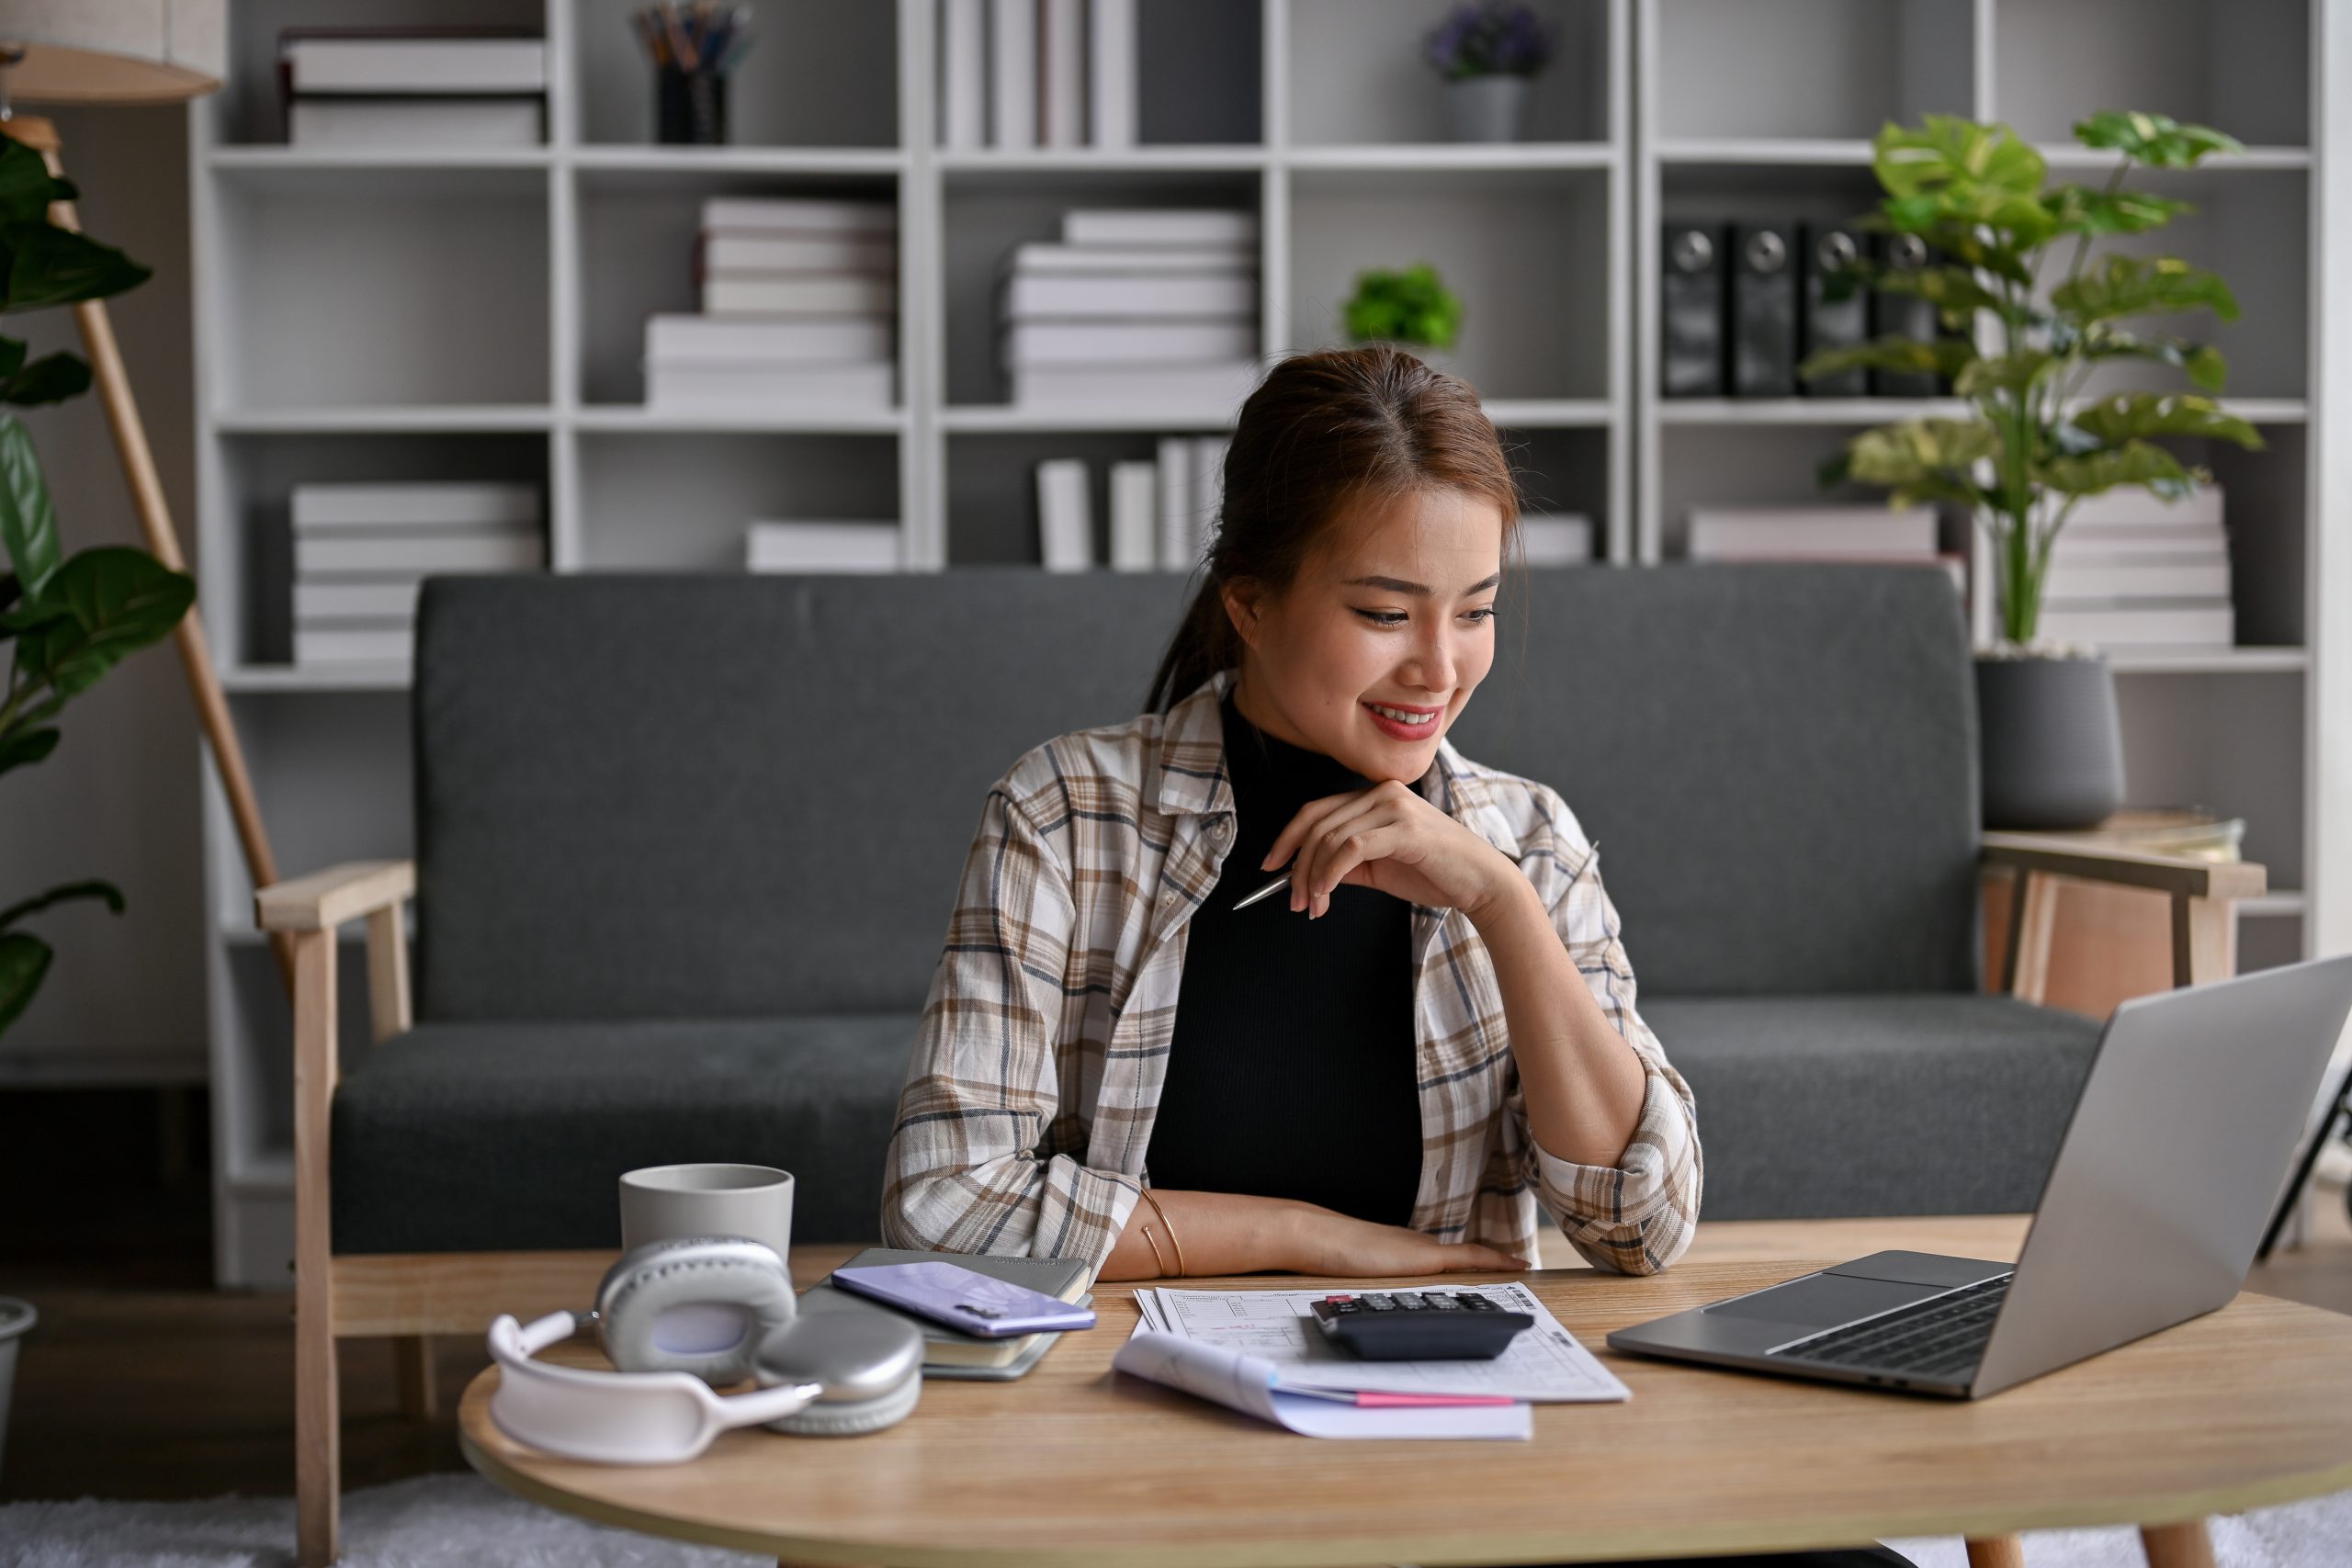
[1307,1291,1535,1361]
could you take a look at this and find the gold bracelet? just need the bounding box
[1138,1223,1170,1276]
[1137,1187,1187,1277]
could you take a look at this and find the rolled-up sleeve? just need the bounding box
[880,783,1142,1273]
[1512,814,1703,1276]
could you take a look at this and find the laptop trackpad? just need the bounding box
[1704,1273,1944,1328]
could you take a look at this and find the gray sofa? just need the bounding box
[325,562,2107,1255]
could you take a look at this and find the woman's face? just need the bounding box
[1222,486,1503,782]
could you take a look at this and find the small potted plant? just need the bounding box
[1343,263,1463,352]
[1801,111,2259,829]
[1423,1,1554,143]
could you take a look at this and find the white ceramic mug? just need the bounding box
[619,1163,795,1259]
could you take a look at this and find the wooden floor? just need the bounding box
[3,1087,2348,1504]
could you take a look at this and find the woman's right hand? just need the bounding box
[1283,1205,1529,1278]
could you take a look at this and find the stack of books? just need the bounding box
[1037,438,1228,573]
[937,0,1138,150]
[278,28,547,148]
[290,483,544,667]
[2039,486,2234,649]
[646,197,899,415]
[1519,514,1597,567]
[1003,209,1260,417]
[745,520,904,572]
[1684,503,1965,596]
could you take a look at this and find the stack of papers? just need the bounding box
[1114,1282,1627,1440]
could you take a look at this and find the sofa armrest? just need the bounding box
[1979,836,2266,998]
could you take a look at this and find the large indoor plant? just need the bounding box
[1801,111,2261,829]
[0,134,193,1037]
[1422,1,1555,143]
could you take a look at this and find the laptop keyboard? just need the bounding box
[1768,1273,2012,1382]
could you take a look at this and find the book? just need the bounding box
[291,482,539,530]
[288,97,543,148]
[2035,601,2235,646]
[2053,521,2230,554]
[1001,320,1258,367]
[2063,483,2225,529]
[295,626,415,666]
[293,580,426,623]
[1063,209,1258,247]
[701,232,897,273]
[646,360,897,413]
[745,520,903,572]
[280,36,548,95]
[295,532,543,576]
[1188,435,1227,564]
[939,0,987,149]
[1110,460,1158,570]
[798,1247,1092,1375]
[1001,271,1257,319]
[1519,513,1595,566]
[1012,360,1260,416]
[2040,558,2232,599]
[645,312,893,364]
[699,197,898,235]
[1156,435,1193,570]
[701,274,898,316]
[1036,457,1093,571]
[990,0,1038,150]
[1088,0,1136,148]
[1042,0,1087,147]
[1010,242,1256,274]
[1687,504,1939,559]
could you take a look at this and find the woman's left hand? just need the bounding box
[1261,780,1521,921]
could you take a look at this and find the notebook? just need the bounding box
[798,1247,1092,1380]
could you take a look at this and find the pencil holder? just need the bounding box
[656,66,727,144]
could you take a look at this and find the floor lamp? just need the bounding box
[0,6,291,990]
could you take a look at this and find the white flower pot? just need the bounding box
[1447,75,1528,142]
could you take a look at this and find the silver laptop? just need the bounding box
[1607,953,2352,1399]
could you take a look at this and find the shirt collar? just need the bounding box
[1153,669,1522,860]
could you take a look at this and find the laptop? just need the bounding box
[1607,953,2352,1399]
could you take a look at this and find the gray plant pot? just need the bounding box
[1975,651,2126,829]
[1447,75,1528,142]
[0,1296,33,1484]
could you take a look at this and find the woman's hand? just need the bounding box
[1283,1204,1529,1278]
[1262,778,1521,920]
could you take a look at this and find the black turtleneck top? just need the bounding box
[1142,688,1425,1226]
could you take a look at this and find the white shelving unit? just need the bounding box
[187,0,2339,1286]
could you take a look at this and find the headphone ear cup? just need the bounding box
[763,1369,923,1436]
[598,1238,797,1386]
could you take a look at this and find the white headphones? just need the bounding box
[487,1235,925,1464]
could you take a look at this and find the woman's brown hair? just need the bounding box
[1143,344,1523,715]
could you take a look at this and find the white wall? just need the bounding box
[0,105,205,1085]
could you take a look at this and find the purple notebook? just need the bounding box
[831,1261,1099,1338]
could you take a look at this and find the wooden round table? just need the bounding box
[460,1260,2352,1567]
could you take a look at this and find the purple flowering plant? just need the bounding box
[1423,2,1555,80]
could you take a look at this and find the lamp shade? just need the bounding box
[0,0,225,104]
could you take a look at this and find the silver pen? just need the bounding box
[1230,839,1600,913]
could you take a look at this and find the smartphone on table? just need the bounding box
[829,1260,1098,1338]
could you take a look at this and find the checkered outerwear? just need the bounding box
[881,666,1702,1279]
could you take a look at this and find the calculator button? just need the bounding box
[1426,1294,1459,1310]
[1392,1292,1425,1309]
[1363,1293,1396,1311]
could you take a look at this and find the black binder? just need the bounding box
[1660,222,1725,398]
[1871,231,1941,397]
[1800,223,1868,397]
[1729,222,1798,398]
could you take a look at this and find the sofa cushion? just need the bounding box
[329,1015,917,1255]
[1644,993,2103,1220]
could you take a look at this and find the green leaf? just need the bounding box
[0,878,123,931]
[1799,333,1975,385]
[1342,262,1463,350]
[2032,440,2200,499]
[1953,350,2054,399]
[0,726,58,778]
[1905,220,2033,286]
[0,930,51,1035]
[2041,183,2190,237]
[1874,115,2046,199]
[12,546,194,699]
[1863,263,2007,320]
[2,223,151,311]
[0,338,28,379]
[0,139,73,228]
[2075,326,2228,392]
[2065,392,2266,450]
[0,414,57,593]
[2073,110,2246,170]
[2052,254,2240,324]
[1840,417,2003,509]
[0,351,89,408]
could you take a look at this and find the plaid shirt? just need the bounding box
[882,667,1702,1278]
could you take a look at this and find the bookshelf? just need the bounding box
[186,0,2339,1285]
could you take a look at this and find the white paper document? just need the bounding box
[1130,1282,1631,1403]
[1113,1331,1532,1439]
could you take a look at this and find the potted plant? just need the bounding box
[1423,1,1555,143]
[1343,262,1463,352]
[1800,111,2261,829]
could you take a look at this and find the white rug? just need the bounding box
[2,1472,2348,1566]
